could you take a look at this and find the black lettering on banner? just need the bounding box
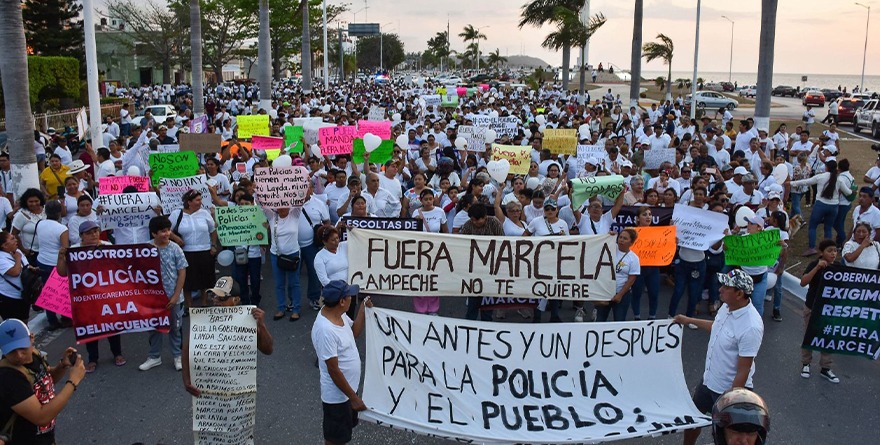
[606,205,673,233]
[340,217,423,241]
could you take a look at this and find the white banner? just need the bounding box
[671,204,730,250]
[190,305,258,444]
[576,145,606,173]
[96,192,160,230]
[423,95,441,108]
[361,308,711,444]
[348,229,618,301]
[458,125,488,152]
[472,116,519,137]
[158,174,212,214]
[368,106,386,121]
[643,148,676,170]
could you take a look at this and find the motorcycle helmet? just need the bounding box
[712,388,770,445]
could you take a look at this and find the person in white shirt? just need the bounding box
[54,138,74,166]
[324,169,350,224]
[790,159,852,254]
[119,103,133,136]
[649,126,672,150]
[802,105,816,131]
[733,121,754,153]
[363,173,401,218]
[789,131,814,160]
[852,187,880,241]
[822,123,840,148]
[730,174,763,206]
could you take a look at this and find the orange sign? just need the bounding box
[631,226,676,266]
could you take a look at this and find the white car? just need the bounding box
[738,85,757,98]
[702,82,724,92]
[137,105,177,123]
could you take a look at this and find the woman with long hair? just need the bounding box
[789,159,852,256]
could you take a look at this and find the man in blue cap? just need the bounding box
[310,280,373,445]
[0,319,85,444]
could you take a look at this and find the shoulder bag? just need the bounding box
[273,214,300,271]
[0,260,45,305]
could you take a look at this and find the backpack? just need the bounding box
[1,264,45,305]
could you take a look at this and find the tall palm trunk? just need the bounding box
[560,45,570,91]
[300,0,312,93]
[258,0,272,110]
[754,0,778,131]
[0,0,39,197]
[665,63,672,102]
[190,0,204,116]
[629,0,643,108]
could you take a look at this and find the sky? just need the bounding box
[353,0,877,76]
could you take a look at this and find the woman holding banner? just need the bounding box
[412,189,448,316]
[494,188,528,236]
[631,206,662,320]
[668,192,710,325]
[527,199,569,323]
[169,190,218,309]
[596,228,640,322]
[35,201,69,331]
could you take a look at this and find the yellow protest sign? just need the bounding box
[491,144,531,175]
[542,129,577,155]
[236,115,270,140]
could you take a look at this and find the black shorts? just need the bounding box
[323,400,358,443]
[692,382,722,415]
[183,250,216,293]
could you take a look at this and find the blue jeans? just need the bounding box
[807,201,837,249]
[772,272,784,311]
[631,266,660,318]
[270,252,302,313]
[749,272,768,316]
[790,192,803,217]
[669,259,706,317]
[833,204,851,246]
[233,257,262,306]
[596,291,632,322]
[120,123,131,137]
[704,252,724,307]
[148,302,183,359]
[299,243,322,303]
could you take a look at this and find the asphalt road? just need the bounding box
[33,261,879,445]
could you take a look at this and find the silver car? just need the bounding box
[686,91,739,110]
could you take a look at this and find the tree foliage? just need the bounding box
[0,56,80,112]
[643,33,674,100]
[170,0,255,83]
[22,0,84,58]
[105,0,189,84]
[356,34,405,70]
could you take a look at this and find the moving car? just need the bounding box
[802,90,825,106]
[771,85,797,97]
[738,85,757,98]
[821,89,844,102]
[685,91,739,110]
[702,82,724,92]
[837,98,865,123]
[853,99,880,137]
[798,86,822,98]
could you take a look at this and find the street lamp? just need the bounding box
[856,3,871,92]
[721,15,734,83]
[476,25,490,72]
[690,0,701,120]
[380,21,393,71]
[323,0,329,88]
[352,6,367,23]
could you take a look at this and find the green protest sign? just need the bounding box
[723,229,782,266]
[214,206,269,246]
[148,151,199,186]
[571,175,625,210]
[285,126,304,153]
[802,263,880,359]
[441,93,459,108]
[352,138,394,165]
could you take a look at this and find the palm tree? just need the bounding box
[486,48,507,70]
[189,0,204,116]
[258,0,272,108]
[458,24,486,69]
[642,33,674,101]
[299,0,311,92]
[754,0,778,131]
[0,0,40,195]
[629,0,643,108]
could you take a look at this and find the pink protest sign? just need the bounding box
[253,166,310,209]
[357,120,392,140]
[251,135,284,150]
[99,176,151,194]
[318,126,358,155]
[35,269,72,318]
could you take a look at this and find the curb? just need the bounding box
[29,312,48,334]
[781,271,807,302]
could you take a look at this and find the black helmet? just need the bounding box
[712,388,770,445]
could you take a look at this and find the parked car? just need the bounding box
[771,85,797,97]
[137,105,177,124]
[469,74,493,83]
[837,98,865,123]
[821,89,844,102]
[738,85,757,98]
[721,82,735,92]
[798,86,821,98]
[702,82,724,92]
[686,91,739,110]
[802,90,825,106]
[853,99,880,137]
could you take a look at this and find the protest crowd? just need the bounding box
[2,73,877,445]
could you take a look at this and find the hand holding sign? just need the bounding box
[487,159,510,184]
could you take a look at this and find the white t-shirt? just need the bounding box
[311,313,361,404]
[703,303,764,394]
[614,250,640,292]
[852,204,880,240]
[503,218,527,236]
[169,209,216,252]
[452,211,470,230]
[843,240,880,269]
[414,207,447,233]
[314,243,348,286]
[0,250,28,298]
[577,210,614,235]
[527,217,569,236]
[298,198,330,248]
[523,204,544,223]
[36,219,68,266]
[268,209,300,256]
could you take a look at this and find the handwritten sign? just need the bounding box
[724,229,782,266]
[632,226,677,266]
[472,116,519,138]
[357,120,392,140]
[368,106,386,121]
[458,126,488,153]
[158,175,212,214]
[148,151,199,186]
[235,115,270,140]
[283,125,304,153]
[303,122,336,145]
[440,92,459,108]
[251,135,284,150]
[361,307,711,442]
[423,95,441,108]
[543,128,577,155]
[253,166,309,209]
[157,144,179,153]
[99,176,150,195]
[576,145,607,173]
[671,205,729,250]
[318,126,358,155]
[643,148,676,170]
[571,175,625,209]
[96,192,160,230]
[35,269,71,318]
[491,144,531,175]
[215,206,269,246]
[189,305,258,443]
[352,139,394,165]
[179,133,221,153]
